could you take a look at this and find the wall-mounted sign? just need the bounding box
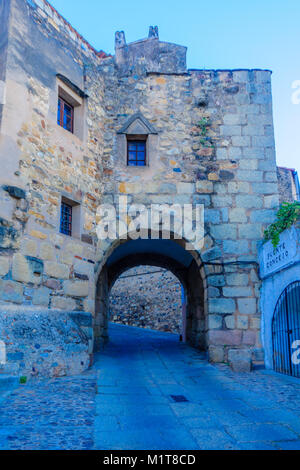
[259,227,299,279]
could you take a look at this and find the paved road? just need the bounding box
[0,323,300,450]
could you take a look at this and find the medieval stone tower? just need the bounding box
[0,0,279,377]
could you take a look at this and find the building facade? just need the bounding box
[0,0,281,376]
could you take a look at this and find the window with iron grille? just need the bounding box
[60,201,73,236]
[57,96,74,133]
[127,141,146,166]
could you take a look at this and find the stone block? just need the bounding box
[220,125,241,136]
[223,287,252,297]
[208,330,242,346]
[177,182,195,194]
[0,280,23,304]
[212,195,233,207]
[51,296,77,310]
[264,172,277,182]
[229,207,247,224]
[242,147,264,159]
[30,230,47,240]
[74,259,94,278]
[237,315,249,330]
[0,256,9,277]
[40,243,55,261]
[228,147,242,158]
[250,209,276,223]
[12,253,35,284]
[250,317,261,329]
[226,273,249,286]
[63,280,89,298]
[21,239,38,257]
[60,251,74,265]
[231,136,250,147]
[238,298,257,315]
[65,242,84,257]
[242,330,257,345]
[207,275,225,287]
[210,224,237,240]
[238,224,262,239]
[223,240,249,255]
[196,181,214,194]
[242,124,264,136]
[228,182,250,194]
[223,114,247,125]
[43,278,61,290]
[208,346,224,363]
[225,315,235,329]
[264,195,279,209]
[205,210,221,224]
[236,170,263,182]
[238,159,258,170]
[32,287,51,307]
[208,314,223,329]
[208,298,236,314]
[44,262,70,280]
[228,349,251,372]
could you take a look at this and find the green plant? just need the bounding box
[20,376,27,384]
[264,201,300,247]
[197,117,213,147]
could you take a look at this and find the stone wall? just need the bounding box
[0,0,281,373]
[0,306,93,378]
[110,266,182,334]
[277,167,299,203]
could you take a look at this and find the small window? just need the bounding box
[57,96,74,133]
[60,201,73,236]
[127,141,146,166]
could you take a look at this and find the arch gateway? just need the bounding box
[0,0,281,377]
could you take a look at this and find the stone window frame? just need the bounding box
[55,75,88,141]
[117,113,158,169]
[58,194,82,241]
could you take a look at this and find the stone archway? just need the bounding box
[94,236,206,352]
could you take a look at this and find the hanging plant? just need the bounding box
[263,201,300,247]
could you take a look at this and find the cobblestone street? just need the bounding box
[0,323,300,450]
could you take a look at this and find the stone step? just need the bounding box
[252,361,266,371]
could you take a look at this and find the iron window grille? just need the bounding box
[127,141,146,166]
[60,201,73,236]
[57,96,74,133]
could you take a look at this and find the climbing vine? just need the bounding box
[264,201,300,247]
[197,117,214,148]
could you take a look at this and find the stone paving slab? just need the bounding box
[0,323,299,450]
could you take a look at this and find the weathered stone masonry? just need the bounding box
[0,0,280,375]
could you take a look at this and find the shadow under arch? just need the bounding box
[94,235,207,352]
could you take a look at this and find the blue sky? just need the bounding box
[50,0,300,174]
